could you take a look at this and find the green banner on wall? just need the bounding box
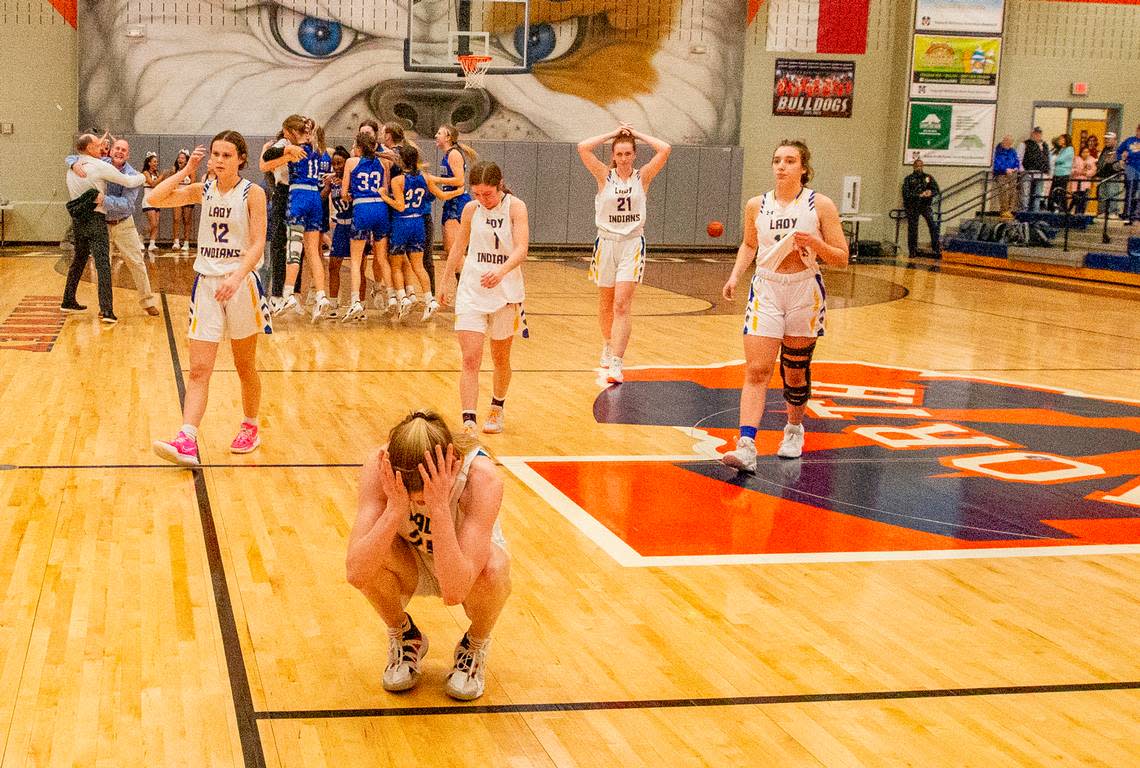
[905,102,996,166]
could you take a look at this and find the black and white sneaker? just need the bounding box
[382,615,428,692]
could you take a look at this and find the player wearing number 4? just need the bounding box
[149,132,271,466]
[346,410,510,700]
[577,124,670,384]
[721,140,848,470]
[438,162,529,436]
[381,144,463,321]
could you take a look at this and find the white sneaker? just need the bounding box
[370,285,385,310]
[171,239,180,251]
[482,406,504,434]
[600,343,613,368]
[398,296,413,319]
[777,423,805,459]
[311,297,332,323]
[181,242,190,252]
[382,620,429,693]
[421,299,440,321]
[386,297,398,315]
[326,300,340,319]
[721,435,757,472]
[462,420,478,436]
[147,240,156,251]
[444,634,490,701]
[272,294,300,317]
[341,301,365,323]
[606,359,624,384]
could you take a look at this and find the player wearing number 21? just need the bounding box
[148,132,272,466]
[577,124,670,384]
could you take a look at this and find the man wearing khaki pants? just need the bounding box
[69,139,160,316]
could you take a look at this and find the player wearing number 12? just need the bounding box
[577,124,671,384]
[148,131,271,466]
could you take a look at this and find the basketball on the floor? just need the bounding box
[707,220,724,237]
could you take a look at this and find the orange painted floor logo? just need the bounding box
[501,362,1140,565]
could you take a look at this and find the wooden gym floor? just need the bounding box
[1,246,1138,767]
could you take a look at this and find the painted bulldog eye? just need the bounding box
[499,17,582,66]
[267,6,358,59]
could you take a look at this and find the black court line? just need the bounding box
[11,463,362,470]
[255,679,1140,720]
[161,293,267,768]
[938,367,1140,373]
[197,368,607,374]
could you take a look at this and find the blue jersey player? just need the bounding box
[341,131,396,316]
[382,144,461,321]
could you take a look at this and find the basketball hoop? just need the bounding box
[457,54,493,89]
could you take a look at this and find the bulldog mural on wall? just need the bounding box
[79,0,743,144]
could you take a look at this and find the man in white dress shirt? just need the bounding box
[62,133,146,323]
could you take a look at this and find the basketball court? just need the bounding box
[3,0,1140,763]
[1,245,1138,766]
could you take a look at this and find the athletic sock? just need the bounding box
[739,425,758,440]
[462,410,477,425]
[180,423,199,441]
[466,634,488,652]
[491,397,505,409]
[242,416,259,428]
[388,613,413,639]
[396,289,406,301]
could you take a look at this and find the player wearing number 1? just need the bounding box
[148,132,270,466]
[577,124,670,384]
[438,162,529,436]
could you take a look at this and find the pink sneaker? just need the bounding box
[153,431,200,466]
[230,422,260,454]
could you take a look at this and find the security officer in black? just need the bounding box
[902,158,941,258]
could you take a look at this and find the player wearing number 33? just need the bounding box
[148,131,271,466]
[720,140,849,471]
[577,124,671,384]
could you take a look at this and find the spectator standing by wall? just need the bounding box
[1117,124,1140,224]
[1069,145,1096,215]
[1049,134,1073,212]
[992,135,1020,218]
[1097,132,1123,218]
[1019,128,1051,212]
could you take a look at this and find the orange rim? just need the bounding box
[457,54,493,73]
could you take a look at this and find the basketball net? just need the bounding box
[457,54,493,89]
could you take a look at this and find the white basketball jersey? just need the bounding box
[595,169,646,237]
[754,187,820,271]
[194,178,256,277]
[457,194,525,312]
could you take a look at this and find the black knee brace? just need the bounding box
[780,341,816,406]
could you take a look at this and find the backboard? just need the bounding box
[404,0,532,76]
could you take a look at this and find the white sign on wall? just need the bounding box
[915,0,1005,35]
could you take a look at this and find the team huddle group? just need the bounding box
[61,118,849,700]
